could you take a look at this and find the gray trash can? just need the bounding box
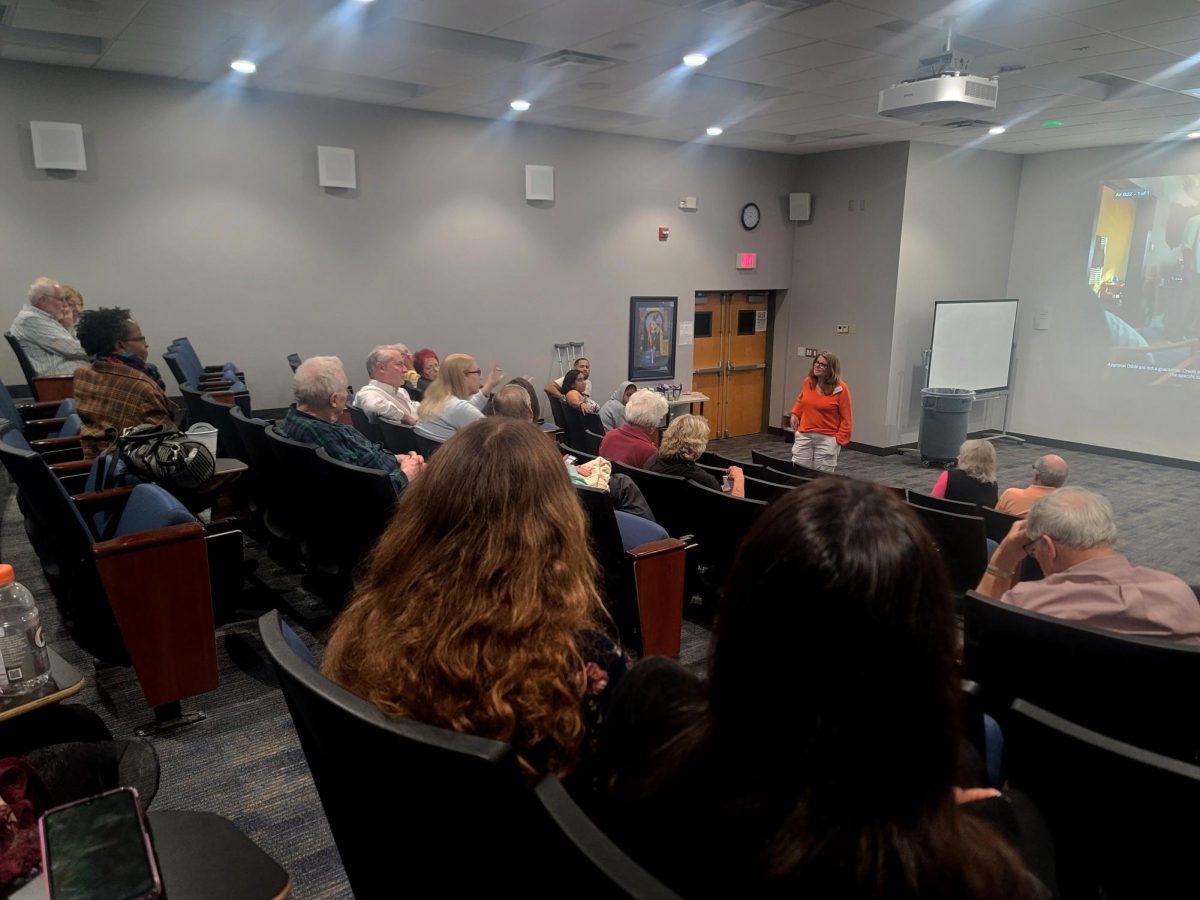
[919,388,975,467]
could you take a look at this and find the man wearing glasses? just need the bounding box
[10,277,90,376]
[976,487,1200,644]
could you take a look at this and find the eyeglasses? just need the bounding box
[123,335,147,344]
[466,368,482,375]
[1023,536,1043,557]
[813,360,828,367]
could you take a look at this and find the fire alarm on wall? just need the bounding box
[659,226,670,241]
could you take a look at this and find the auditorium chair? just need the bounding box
[168,337,244,384]
[229,407,295,544]
[546,393,569,432]
[752,464,808,486]
[575,485,687,658]
[3,332,75,402]
[259,610,680,900]
[200,392,249,462]
[980,505,1020,544]
[740,475,791,504]
[180,382,250,429]
[907,503,989,597]
[750,449,792,470]
[906,489,979,516]
[0,436,225,733]
[413,431,442,459]
[378,421,419,455]
[348,405,384,446]
[962,590,1200,764]
[0,376,75,440]
[1006,699,1200,899]
[263,426,337,568]
[558,444,597,465]
[301,450,397,608]
[682,482,767,595]
[610,460,691,538]
[584,429,606,454]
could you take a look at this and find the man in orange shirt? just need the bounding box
[996,454,1068,517]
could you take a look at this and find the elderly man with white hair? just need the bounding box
[10,277,89,376]
[598,388,668,469]
[277,356,423,493]
[977,487,1200,644]
[354,344,420,426]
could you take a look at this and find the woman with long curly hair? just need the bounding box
[604,478,1047,898]
[322,416,625,783]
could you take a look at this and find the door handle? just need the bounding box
[693,366,722,375]
[727,362,767,372]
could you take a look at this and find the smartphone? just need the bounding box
[39,787,162,900]
[722,475,733,492]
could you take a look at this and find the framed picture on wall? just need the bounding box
[629,296,677,381]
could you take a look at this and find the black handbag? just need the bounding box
[114,424,216,491]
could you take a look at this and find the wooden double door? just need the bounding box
[692,291,771,439]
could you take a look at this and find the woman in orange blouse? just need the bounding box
[789,350,852,472]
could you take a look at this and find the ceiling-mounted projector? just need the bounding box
[878,73,999,124]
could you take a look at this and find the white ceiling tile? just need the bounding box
[10,0,147,20]
[770,2,897,39]
[114,22,234,51]
[397,0,558,33]
[0,44,98,66]
[100,39,211,67]
[1060,0,1200,32]
[97,57,191,78]
[765,40,876,69]
[1114,15,1200,48]
[960,16,1101,51]
[490,0,664,47]
[10,8,128,39]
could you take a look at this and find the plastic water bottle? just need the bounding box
[0,565,50,696]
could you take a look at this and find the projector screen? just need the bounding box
[1090,176,1200,386]
[927,299,1019,393]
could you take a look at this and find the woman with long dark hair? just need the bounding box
[323,417,625,782]
[605,479,1043,898]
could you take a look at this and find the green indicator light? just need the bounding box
[1041,120,1064,127]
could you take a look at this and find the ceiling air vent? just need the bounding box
[941,119,999,128]
[530,50,620,71]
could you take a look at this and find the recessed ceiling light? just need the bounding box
[1188,131,1200,139]
[230,59,256,74]
[988,125,1007,135]
[683,53,708,67]
[510,99,531,111]
[706,126,723,136]
[1041,120,1063,128]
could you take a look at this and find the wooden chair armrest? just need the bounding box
[48,458,92,475]
[19,403,62,419]
[58,472,89,495]
[21,417,65,440]
[93,521,206,556]
[626,537,688,559]
[625,538,687,657]
[31,376,75,402]
[72,486,137,516]
[29,435,81,450]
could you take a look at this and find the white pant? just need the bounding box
[791,432,840,472]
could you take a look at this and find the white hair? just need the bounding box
[294,356,345,408]
[624,389,668,428]
[1033,455,1069,488]
[28,277,59,307]
[365,345,402,378]
[1025,487,1117,550]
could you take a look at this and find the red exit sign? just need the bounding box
[736,252,757,270]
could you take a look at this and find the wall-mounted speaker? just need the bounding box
[30,121,86,171]
[789,192,811,222]
[525,164,554,201]
[317,146,357,189]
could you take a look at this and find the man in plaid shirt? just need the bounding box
[10,277,89,376]
[278,356,423,493]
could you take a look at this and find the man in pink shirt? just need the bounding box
[996,454,1068,517]
[598,389,667,469]
[976,487,1200,645]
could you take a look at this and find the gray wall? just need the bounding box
[892,143,1023,445]
[1,61,798,410]
[1007,143,1200,463]
[786,143,909,448]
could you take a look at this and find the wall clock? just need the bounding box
[741,202,761,230]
